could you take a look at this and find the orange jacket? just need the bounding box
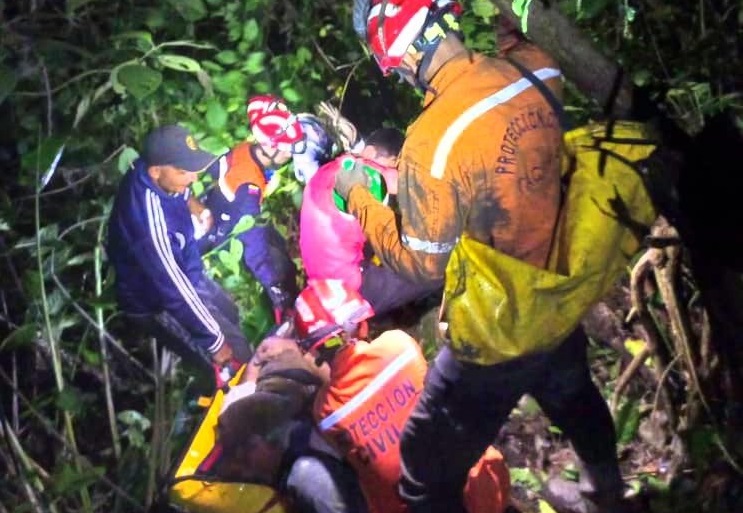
[218,141,268,198]
[312,331,511,513]
[313,331,427,513]
[348,44,563,283]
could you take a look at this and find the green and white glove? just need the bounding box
[333,158,370,201]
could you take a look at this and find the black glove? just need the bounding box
[333,158,370,201]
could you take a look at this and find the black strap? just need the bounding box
[505,56,572,132]
[298,323,342,352]
[603,66,625,117]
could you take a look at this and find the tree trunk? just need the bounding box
[491,0,635,117]
[490,0,743,433]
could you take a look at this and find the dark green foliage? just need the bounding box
[0,0,741,512]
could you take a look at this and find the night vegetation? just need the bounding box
[0,0,741,512]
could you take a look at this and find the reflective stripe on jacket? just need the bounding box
[348,44,563,284]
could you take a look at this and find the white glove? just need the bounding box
[191,208,213,240]
[317,101,360,152]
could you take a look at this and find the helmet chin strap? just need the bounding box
[413,41,442,94]
[391,50,438,95]
[402,8,463,94]
[259,144,286,170]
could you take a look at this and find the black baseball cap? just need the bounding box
[143,125,217,173]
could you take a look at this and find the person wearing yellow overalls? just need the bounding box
[334,2,630,512]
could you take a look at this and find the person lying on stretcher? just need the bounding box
[215,330,368,513]
[210,280,511,513]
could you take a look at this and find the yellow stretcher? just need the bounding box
[168,366,289,513]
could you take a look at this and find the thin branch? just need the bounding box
[35,152,92,512]
[611,345,652,412]
[699,308,714,377]
[58,215,107,240]
[0,420,51,513]
[95,212,121,459]
[12,353,19,432]
[49,270,156,381]
[15,38,211,100]
[0,369,147,513]
[338,58,365,113]
[648,219,743,475]
[14,70,110,97]
[139,40,215,62]
[651,223,706,416]
[652,353,681,420]
[310,36,338,72]
[19,144,126,201]
[0,419,52,481]
[34,149,88,492]
[18,172,94,201]
[39,60,53,137]
[626,248,677,425]
[145,343,162,509]
[641,11,671,80]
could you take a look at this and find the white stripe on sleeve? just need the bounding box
[430,67,562,180]
[145,190,224,352]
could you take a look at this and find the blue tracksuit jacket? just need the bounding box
[106,159,224,354]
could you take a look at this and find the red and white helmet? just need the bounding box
[364,0,462,76]
[294,279,374,352]
[246,94,307,154]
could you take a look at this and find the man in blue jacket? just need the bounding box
[107,125,253,378]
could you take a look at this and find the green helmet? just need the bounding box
[333,155,388,213]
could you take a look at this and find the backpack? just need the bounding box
[442,60,658,365]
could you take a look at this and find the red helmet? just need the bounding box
[364,0,462,76]
[246,95,306,154]
[247,94,288,124]
[294,279,374,352]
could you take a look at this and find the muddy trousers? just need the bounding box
[399,328,620,513]
[359,261,441,317]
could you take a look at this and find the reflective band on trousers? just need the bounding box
[430,67,562,180]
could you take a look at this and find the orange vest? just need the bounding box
[219,142,267,199]
[313,331,510,513]
[314,331,426,513]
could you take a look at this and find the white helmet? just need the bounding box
[292,113,336,183]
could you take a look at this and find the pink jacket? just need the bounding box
[299,161,366,291]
